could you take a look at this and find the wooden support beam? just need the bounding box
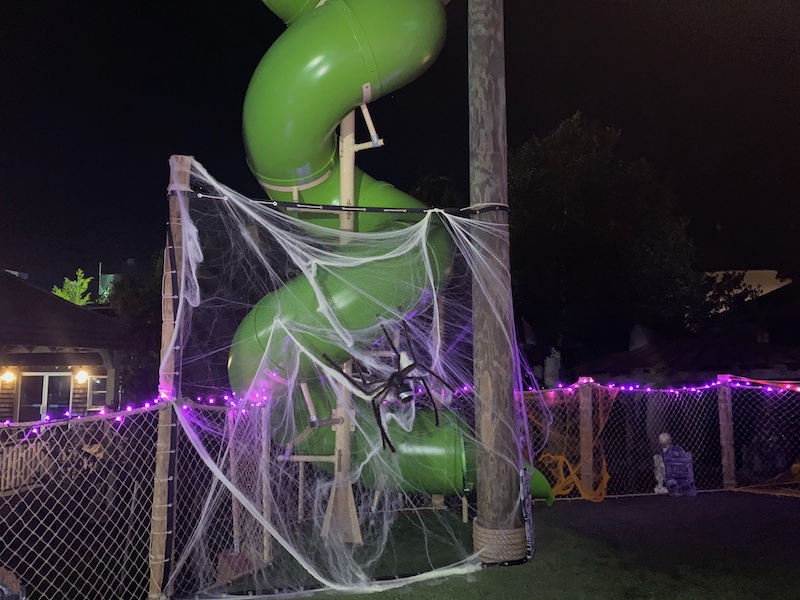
[319,113,363,545]
[320,405,362,543]
[160,154,191,399]
[716,375,737,489]
[148,403,175,600]
[578,384,594,493]
[148,155,189,599]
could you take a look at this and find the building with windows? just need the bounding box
[0,271,131,423]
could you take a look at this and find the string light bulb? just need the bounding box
[0,374,798,430]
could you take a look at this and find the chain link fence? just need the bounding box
[530,377,800,501]
[1,410,159,600]
[2,376,798,598]
[731,382,800,495]
[165,405,473,598]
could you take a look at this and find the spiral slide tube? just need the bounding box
[228,0,552,504]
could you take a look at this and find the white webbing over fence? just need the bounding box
[2,376,798,599]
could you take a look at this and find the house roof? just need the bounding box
[750,281,800,344]
[578,338,800,374]
[0,271,132,350]
[574,333,800,385]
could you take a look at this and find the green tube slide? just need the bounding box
[229,0,552,505]
[294,397,553,504]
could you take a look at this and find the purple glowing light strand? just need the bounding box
[2,374,799,429]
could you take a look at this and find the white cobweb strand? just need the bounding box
[173,404,481,596]
[162,160,547,596]
[173,404,353,592]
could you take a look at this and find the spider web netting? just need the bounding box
[160,159,549,597]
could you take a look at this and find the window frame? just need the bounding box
[87,375,109,411]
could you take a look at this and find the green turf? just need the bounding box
[319,533,781,600]
[318,494,798,600]
[206,493,797,599]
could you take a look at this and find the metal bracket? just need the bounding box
[353,83,383,151]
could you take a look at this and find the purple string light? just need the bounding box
[2,374,798,430]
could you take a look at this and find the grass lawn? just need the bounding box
[321,492,798,600]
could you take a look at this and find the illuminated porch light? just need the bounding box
[1,371,15,384]
[74,370,89,384]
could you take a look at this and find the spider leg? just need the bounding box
[351,357,371,385]
[400,320,418,365]
[322,353,381,396]
[380,323,402,371]
[418,377,441,427]
[371,387,396,452]
[398,362,417,378]
[410,363,455,394]
[399,322,444,387]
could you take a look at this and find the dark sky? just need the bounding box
[3,0,799,287]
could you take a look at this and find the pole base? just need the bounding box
[472,519,528,565]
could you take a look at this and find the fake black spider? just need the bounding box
[322,321,453,452]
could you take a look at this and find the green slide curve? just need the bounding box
[228,0,552,505]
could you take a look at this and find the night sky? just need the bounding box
[3,0,799,287]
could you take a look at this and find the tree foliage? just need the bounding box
[109,254,163,402]
[509,112,753,363]
[52,268,93,305]
[410,174,466,210]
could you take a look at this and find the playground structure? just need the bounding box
[1,1,799,599]
[0,1,550,596]
[223,0,548,550]
[152,0,545,594]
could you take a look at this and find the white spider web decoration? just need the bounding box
[160,159,549,597]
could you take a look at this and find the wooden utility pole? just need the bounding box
[469,0,527,564]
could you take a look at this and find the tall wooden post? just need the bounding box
[149,155,189,599]
[578,383,594,493]
[716,374,737,489]
[148,402,176,600]
[320,113,362,545]
[160,154,191,399]
[469,0,527,564]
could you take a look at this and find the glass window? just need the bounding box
[88,376,108,409]
[19,375,44,422]
[47,375,72,415]
[18,373,72,421]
